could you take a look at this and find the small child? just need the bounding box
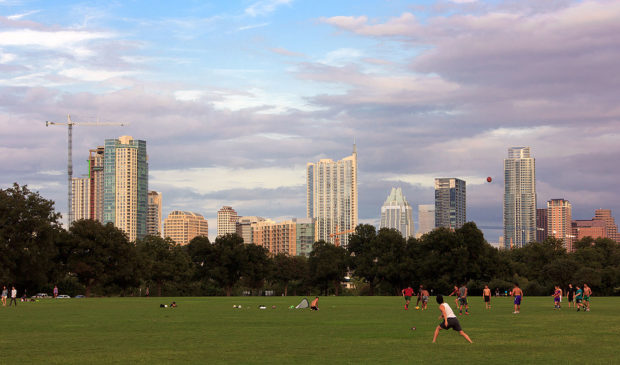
[552,286,561,310]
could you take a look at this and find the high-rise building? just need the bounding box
[593,209,620,242]
[434,178,466,229]
[147,191,162,237]
[103,136,148,242]
[71,177,90,222]
[307,145,358,248]
[163,210,208,245]
[236,216,265,244]
[250,218,315,256]
[536,208,548,242]
[572,219,607,241]
[380,187,414,238]
[87,146,105,223]
[217,206,238,237]
[503,147,536,249]
[547,199,573,251]
[416,204,435,238]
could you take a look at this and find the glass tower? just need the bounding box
[503,147,536,249]
[434,178,466,229]
[380,187,414,238]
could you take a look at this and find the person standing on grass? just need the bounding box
[53,285,58,298]
[575,285,584,311]
[420,288,430,310]
[553,285,561,310]
[511,283,523,314]
[401,286,415,310]
[483,285,492,309]
[583,284,592,312]
[448,285,460,307]
[416,285,424,307]
[458,284,469,315]
[432,294,473,344]
[567,283,575,308]
[1,286,7,306]
[9,286,17,307]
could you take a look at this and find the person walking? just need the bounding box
[483,285,492,309]
[583,284,592,312]
[53,285,59,298]
[9,286,17,307]
[1,286,7,306]
[511,283,523,314]
[458,284,469,315]
[567,283,575,308]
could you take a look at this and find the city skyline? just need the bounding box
[2,1,620,242]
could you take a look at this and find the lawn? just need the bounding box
[1,295,618,364]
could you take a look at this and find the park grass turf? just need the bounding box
[1,296,618,364]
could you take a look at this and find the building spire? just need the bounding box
[353,137,357,155]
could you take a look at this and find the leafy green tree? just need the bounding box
[308,240,347,295]
[0,183,62,291]
[63,220,139,297]
[242,243,271,295]
[186,236,213,281]
[209,234,247,296]
[137,235,193,296]
[270,254,309,296]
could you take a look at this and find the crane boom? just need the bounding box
[46,114,126,227]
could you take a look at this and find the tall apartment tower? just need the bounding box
[593,209,620,242]
[416,204,435,238]
[536,208,548,242]
[103,136,148,242]
[307,145,358,248]
[71,177,90,222]
[434,178,466,229]
[547,199,573,251]
[236,216,265,244]
[163,210,208,245]
[147,191,162,237]
[503,147,536,249]
[380,187,414,238]
[217,206,238,237]
[88,146,105,223]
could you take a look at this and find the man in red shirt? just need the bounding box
[402,286,415,310]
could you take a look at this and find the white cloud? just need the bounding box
[0,29,113,53]
[58,68,132,82]
[238,22,269,31]
[0,51,16,63]
[319,48,364,66]
[245,0,292,17]
[7,10,41,20]
[174,90,206,101]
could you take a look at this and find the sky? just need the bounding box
[1,0,620,242]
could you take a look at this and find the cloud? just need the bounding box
[245,0,293,17]
[270,47,305,58]
[238,22,269,31]
[320,13,419,36]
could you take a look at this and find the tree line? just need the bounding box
[1,183,619,297]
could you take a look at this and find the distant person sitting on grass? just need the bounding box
[170,302,177,308]
[311,297,319,311]
[432,294,473,344]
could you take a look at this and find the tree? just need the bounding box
[186,236,213,282]
[63,220,139,297]
[308,240,347,295]
[137,235,193,296]
[242,243,271,295]
[271,253,307,296]
[209,234,247,296]
[0,183,62,291]
[347,224,379,294]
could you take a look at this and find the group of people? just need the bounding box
[1,286,18,307]
[401,285,429,310]
[554,283,592,312]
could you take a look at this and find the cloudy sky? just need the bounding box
[2,0,619,242]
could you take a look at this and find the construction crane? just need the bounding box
[329,227,356,247]
[46,114,126,226]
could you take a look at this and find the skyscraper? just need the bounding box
[380,187,414,238]
[547,199,573,251]
[217,206,238,237]
[71,177,90,222]
[147,191,162,237]
[163,210,208,245]
[307,145,358,248]
[250,218,315,256]
[536,208,548,242]
[503,147,536,249]
[416,204,435,238]
[593,209,620,242]
[103,136,148,242]
[434,178,466,229]
[87,146,105,223]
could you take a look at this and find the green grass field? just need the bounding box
[1,296,618,364]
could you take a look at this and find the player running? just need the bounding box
[402,286,415,310]
[432,294,473,344]
[583,284,592,312]
[483,285,492,309]
[420,288,430,310]
[575,285,584,311]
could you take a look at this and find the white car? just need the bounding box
[56,294,71,299]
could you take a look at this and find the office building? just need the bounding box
[71,177,90,222]
[547,199,573,251]
[163,210,208,245]
[380,187,414,238]
[250,218,315,256]
[593,209,620,242]
[536,208,548,242]
[103,136,148,242]
[572,219,607,241]
[434,178,466,229]
[307,145,358,248]
[147,191,162,237]
[504,147,536,248]
[416,204,435,238]
[87,146,105,223]
[294,218,315,257]
[236,216,265,244]
[217,206,238,237]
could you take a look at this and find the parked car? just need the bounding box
[74,295,85,298]
[56,294,71,299]
[31,293,49,299]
